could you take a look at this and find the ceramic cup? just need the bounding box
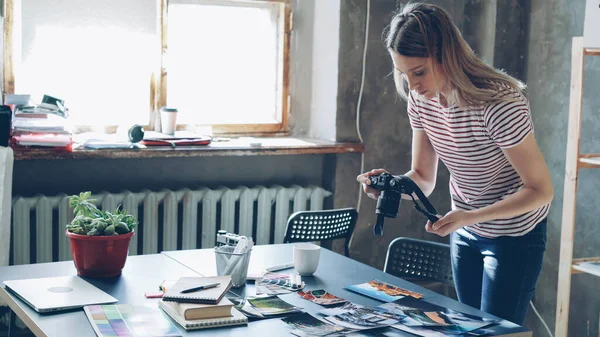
[293,243,321,276]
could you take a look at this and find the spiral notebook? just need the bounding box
[162,276,232,304]
[158,300,247,330]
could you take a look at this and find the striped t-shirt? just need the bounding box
[407,88,550,238]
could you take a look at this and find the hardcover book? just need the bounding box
[158,300,247,330]
[162,276,232,305]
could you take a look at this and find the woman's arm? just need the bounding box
[468,133,554,222]
[429,133,554,235]
[403,130,439,198]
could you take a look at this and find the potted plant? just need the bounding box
[66,192,138,277]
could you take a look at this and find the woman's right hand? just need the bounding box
[356,168,389,200]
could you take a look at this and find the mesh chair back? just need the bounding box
[384,237,454,286]
[284,208,357,257]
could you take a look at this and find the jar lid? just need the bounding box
[161,107,178,112]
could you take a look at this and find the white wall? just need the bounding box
[289,0,340,140]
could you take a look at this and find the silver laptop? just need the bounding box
[3,276,117,313]
[584,0,600,48]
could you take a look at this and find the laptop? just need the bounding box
[3,276,117,313]
[584,0,600,48]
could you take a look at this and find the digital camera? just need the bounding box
[368,173,439,236]
[216,230,251,247]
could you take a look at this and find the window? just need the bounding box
[4,0,291,134]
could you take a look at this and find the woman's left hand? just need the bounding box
[425,210,477,237]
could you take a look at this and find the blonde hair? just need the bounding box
[383,3,525,107]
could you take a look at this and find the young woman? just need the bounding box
[357,3,554,325]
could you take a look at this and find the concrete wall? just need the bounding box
[334,2,473,267]
[336,1,600,336]
[338,0,466,273]
[527,1,600,336]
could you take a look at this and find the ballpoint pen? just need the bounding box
[180,282,220,294]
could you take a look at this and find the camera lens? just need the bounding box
[374,214,385,236]
[376,190,401,218]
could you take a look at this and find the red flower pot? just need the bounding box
[66,230,134,277]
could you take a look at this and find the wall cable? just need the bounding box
[355,0,370,215]
[530,300,554,337]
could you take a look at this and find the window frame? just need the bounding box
[3,0,292,135]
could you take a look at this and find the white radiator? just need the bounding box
[10,186,331,265]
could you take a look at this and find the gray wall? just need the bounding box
[337,0,468,269]
[337,1,600,336]
[527,1,600,336]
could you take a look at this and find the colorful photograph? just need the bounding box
[385,297,498,334]
[256,273,305,295]
[403,309,451,327]
[282,312,347,337]
[247,296,302,316]
[392,324,451,337]
[346,328,408,337]
[318,302,363,317]
[344,280,422,302]
[324,306,399,331]
[297,289,348,306]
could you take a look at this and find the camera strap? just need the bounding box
[409,194,440,223]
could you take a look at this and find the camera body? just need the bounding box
[369,173,405,220]
[368,173,439,236]
[216,230,251,247]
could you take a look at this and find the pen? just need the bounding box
[180,282,220,294]
[265,262,294,272]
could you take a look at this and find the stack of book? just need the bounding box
[158,276,248,330]
[11,104,72,149]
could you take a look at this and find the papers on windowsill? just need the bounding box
[12,114,71,134]
[143,130,202,140]
[11,107,73,149]
[71,132,145,149]
[12,133,72,147]
[71,131,210,149]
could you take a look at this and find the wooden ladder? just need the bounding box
[555,37,600,337]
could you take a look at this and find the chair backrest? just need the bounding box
[384,237,453,286]
[283,208,357,257]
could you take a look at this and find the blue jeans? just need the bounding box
[450,219,547,325]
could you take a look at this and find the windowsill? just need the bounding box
[13,137,364,161]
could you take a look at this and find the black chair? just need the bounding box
[283,208,358,257]
[384,237,454,296]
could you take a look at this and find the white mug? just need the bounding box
[293,243,321,276]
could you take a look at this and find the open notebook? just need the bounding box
[159,300,247,330]
[162,276,232,304]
